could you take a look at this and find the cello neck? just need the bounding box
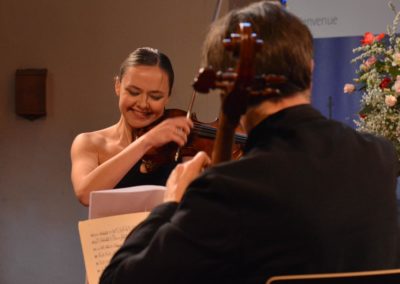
[211,112,238,164]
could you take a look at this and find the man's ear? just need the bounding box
[114,77,121,97]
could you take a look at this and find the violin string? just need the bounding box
[193,123,247,142]
[192,122,247,143]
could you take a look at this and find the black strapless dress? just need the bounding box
[114,161,177,188]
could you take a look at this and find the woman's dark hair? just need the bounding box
[202,0,313,98]
[118,47,174,95]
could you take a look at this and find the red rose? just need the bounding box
[375,33,385,41]
[361,32,386,45]
[361,32,374,45]
[379,77,391,89]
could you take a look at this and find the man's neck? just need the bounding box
[242,89,311,133]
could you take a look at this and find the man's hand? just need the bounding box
[164,151,211,203]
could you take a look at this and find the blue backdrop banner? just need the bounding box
[312,36,362,127]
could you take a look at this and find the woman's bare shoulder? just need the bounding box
[72,126,116,151]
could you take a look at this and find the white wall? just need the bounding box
[0,1,225,283]
[289,0,394,38]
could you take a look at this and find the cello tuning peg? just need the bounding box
[192,66,217,94]
[249,74,287,96]
[264,88,281,95]
[248,88,281,97]
[223,34,241,54]
[255,39,264,51]
[223,38,233,50]
[216,69,237,82]
[263,74,287,84]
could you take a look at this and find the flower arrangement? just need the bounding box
[344,1,400,158]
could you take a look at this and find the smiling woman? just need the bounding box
[116,65,170,129]
[70,47,193,206]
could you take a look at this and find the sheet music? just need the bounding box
[79,212,149,284]
[88,185,166,219]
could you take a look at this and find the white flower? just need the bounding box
[360,63,368,72]
[343,83,356,94]
[365,56,377,68]
[385,95,397,107]
[393,76,400,93]
[392,52,400,66]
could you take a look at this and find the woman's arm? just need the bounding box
[70,132,153,206]
[71,116,193,206]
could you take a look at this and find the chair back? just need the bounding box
[266,269,400,284]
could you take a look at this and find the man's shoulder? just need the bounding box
[327,121,398,169]
[348,127,395,150]
[325,119,394,147]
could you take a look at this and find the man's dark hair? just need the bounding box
[202,0,313,98]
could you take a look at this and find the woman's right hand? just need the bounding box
[140,116,193,148]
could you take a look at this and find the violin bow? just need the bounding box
[174,0,224,161]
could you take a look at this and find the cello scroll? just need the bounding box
[192,22,286,164]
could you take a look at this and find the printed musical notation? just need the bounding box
[79,212,150,284]
[90,224,133,274]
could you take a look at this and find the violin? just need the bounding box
[137,108,247,172]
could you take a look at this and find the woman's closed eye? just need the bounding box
[126,88,141,96]
[149,93,164,101]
